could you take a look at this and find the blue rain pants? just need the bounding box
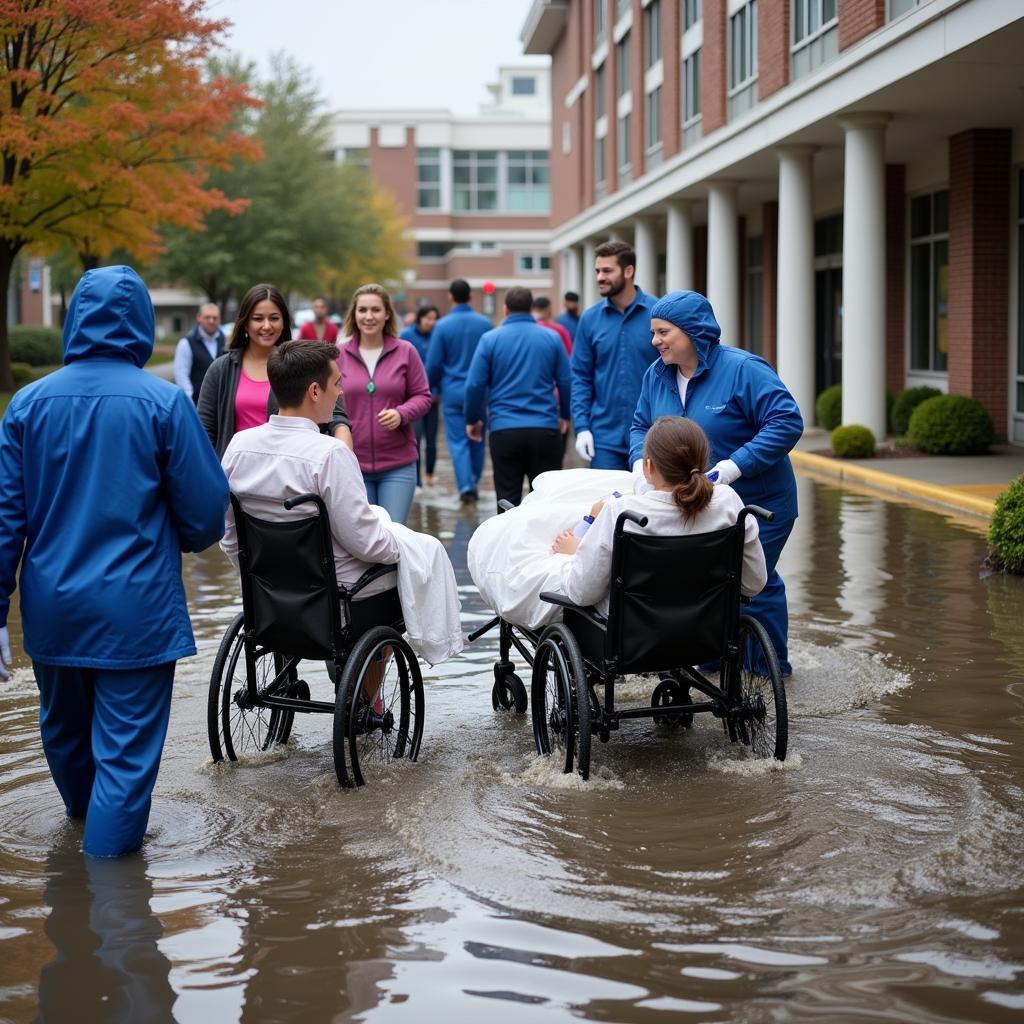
[744,515,795,677]
[443,396,486,496]
[34,662,175,858]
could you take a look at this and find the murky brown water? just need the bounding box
[1,465,1023,1023]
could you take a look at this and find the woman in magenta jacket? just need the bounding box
[339,283,432,525]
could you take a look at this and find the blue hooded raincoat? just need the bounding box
[0,266,229,668]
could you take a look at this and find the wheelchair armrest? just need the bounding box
[341,563,398,598]
[539,591,608,628]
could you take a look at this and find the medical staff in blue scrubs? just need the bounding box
[0,266,229,857]
[425,279,492,503]
[571,240,659,470]
[629,290,804,675]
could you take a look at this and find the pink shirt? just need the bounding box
[234,369,271,433]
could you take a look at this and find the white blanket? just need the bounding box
[467,468,634,630]
[373,512,464,666]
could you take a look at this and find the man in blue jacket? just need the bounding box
[629,290,804,675]
[0,266,229,858]
[555,291,580,342]
[464,287,571,510]
[425,279,492,503]
[571,241,659,470]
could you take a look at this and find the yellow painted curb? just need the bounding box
[791,450,996,520]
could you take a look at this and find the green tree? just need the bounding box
[151,53,409,310]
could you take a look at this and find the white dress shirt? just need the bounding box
[221,415,400,596]
[174,329,221,398]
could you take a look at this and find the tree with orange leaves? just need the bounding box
[0,0,258,390]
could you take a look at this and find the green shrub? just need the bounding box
[891,386,942,435]
[10,362,35,387]
[8,325,62,366]
[987,474,1024,575]
[816,384,842,430]
[908,394,994,455]
[831,424,876,459]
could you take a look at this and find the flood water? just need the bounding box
[1,466,1023,1023]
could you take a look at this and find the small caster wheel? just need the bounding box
[492,673,528,714]
[652,677,693,728]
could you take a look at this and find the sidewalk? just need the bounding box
[792,429,1024,522]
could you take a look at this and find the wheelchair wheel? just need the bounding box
[531,624,590,779]
[335,626,424,788]
[652,675,693,729]
[736,615,788,760]
[208,613,289,762]
[492,668,528,714]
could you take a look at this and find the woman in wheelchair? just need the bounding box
[552,416,766,608]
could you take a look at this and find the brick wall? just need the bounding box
[885,163,906,396]
[838,0,885,50]
[630,0,645,180]
[947,128,1012,434]
[761,201,778,366]
[368,126,416,212]
[551,6,584,226]
[701,0,727,135]
[758,0,790,100]
[662,0,681,160]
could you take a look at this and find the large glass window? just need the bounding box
[889,0,921,18]
[682,48,701,146]
[617,112,631,181]
[595,62,606,119]
[416,148,441,209]
[793,0,836,44]
[506,150,550,212]
[728,1,758,117]
[595,0,606,45]
[645,86,663,154]
[452,150,498,212]
[616,0,630,17]
[683,0,702,30]
[792,0,838,78]
[617,33,631,97]
[645,0,662,68]
[595,135,607,198]
[511,75,537,95]
[909,190,949,373]
[745,236,763,355]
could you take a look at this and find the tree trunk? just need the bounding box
[79,252,99,271]
[0,242,19,392]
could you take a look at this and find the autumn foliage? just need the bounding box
[0,0,258,388]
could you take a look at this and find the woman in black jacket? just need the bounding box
[197,283,352,457]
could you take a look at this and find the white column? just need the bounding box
[633,216,658,296]
[581,238,598,307]
[707,181,739,346]
[561,245,582,298]
[665,199,694,292]
[776,145,816,427]
[840,113,889,438]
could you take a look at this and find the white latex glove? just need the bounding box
[574,430,595,462]
[0,626,10,681]
[707,459,741,486]
[632,458,653,495]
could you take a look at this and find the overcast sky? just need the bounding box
[206,0,549,114]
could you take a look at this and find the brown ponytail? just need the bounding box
[643,416,714,521]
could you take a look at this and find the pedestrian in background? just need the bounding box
[400,305,441,488]
[173,302,225,404]
[197,283,352,457]
[0,266,229,858]
[339,283,432,525]
[426,279,492,504]
[464,286,571,510]
[298,296,339,343]
[556,290,581,342]
[571,241,659,470]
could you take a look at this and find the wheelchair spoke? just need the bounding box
[735,616,788,761]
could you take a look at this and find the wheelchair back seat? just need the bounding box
[564,519,741,675]
[231,493,401,662]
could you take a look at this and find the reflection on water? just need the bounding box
[1,473,1023,1023]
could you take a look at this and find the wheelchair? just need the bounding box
[207,493,424,787]
[470,504,787,780]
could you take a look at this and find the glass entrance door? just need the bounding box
[815,265,843,397]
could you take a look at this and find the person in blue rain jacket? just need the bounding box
[425,279,492,503]
[0,265,229,857]
[629,290,804,675]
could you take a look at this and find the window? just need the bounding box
[453,150,498,211]
[683,0,702,29]
[617,33,631,97]
[595,0,606,44]
[336,147,369,170]
[506,150,550,212]
[616,0,630,17]
[595,135,607,197]
[617,112,631,181]
[792,0,837,78]
[889,0,921,17]
[595,63,606,119]
[517,253,553,273]
[1016,171,1023,425]
[909,190,949,373]
[745,236,763,355]
[645,85,662,159]
[511,75,536,95]
[645,0,662,68]
[416,148,442,209]
[682,48,701,145]
[417,241,453,259]
[728,0,757,117]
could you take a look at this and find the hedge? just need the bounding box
[908,394,995,455]
[815,384,842,430]
[891,386,942,435]
[987,474,1024,575]
[831,424,876,459]
[8,325,63,367]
